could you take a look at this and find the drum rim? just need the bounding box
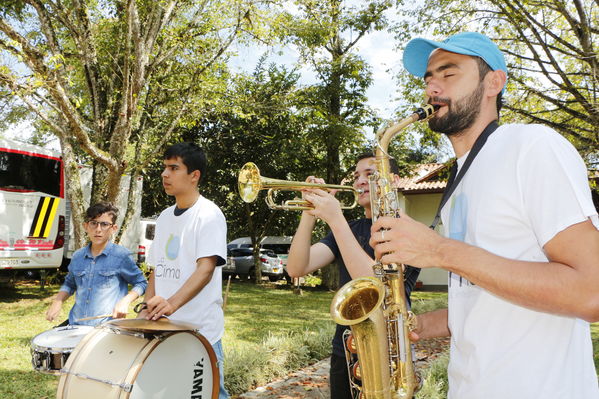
[31,344,75,353]
[31,325,95,352]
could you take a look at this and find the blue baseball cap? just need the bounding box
[403,32,507,92]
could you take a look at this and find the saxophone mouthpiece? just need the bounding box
[414,104,440,121]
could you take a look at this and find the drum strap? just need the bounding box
[60,368,134,392]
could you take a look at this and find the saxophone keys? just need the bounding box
[407,311,418,332]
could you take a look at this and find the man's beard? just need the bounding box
[428,81,484,136]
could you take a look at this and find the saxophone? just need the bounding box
[330,104,438,399]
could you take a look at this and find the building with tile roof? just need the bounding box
[396,162,450,289]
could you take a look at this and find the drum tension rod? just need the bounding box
[60,368,133,392]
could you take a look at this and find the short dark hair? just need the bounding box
[86,202,119,224]
[356,151,399,175]
[474,56,503,115]
[164,142,207,184]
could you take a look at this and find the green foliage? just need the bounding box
[281,0,393,185]
[143,61,313,239]
[412,293,448,314]
[416,354,450,399]
[303,273,322,287]
[0,0,263,243]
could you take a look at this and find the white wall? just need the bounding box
[400,192,448,287]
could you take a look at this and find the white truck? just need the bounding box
[0,138,143,271]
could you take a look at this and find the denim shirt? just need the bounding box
[60,242,147,326]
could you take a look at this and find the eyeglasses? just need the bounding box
[87,220,114,230]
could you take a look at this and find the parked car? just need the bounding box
[227,237,252,250]
[260,236,292,282]
[227,236,292,282]
[224,247,284,281]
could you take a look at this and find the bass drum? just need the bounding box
[57,326,218,399]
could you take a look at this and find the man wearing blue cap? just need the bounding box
[370,32,599,398]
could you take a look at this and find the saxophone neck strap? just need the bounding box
[430,120,499,230]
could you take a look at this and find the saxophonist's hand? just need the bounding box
[370,211,446,269]
[409,314,422,342]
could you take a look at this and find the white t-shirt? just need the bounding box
[439,123,599,399]
[148,195,227,344]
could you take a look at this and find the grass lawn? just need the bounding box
[222,280,335,346]
[0,279,339,399]
[1,278,597,399]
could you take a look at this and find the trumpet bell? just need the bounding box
[238,162,261,203]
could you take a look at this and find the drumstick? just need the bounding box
[223,274,232,312]
[75,313,112,322]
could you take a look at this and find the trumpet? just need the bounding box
[238,162,362,210]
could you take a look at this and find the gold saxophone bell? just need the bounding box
[238,162,362,210]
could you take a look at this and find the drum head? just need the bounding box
[130,332,218,399]
[31,325,94,351]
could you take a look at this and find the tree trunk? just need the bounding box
[320,263,339,291]
[59,135,86,250]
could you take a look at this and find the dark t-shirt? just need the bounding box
[320,218,420,357]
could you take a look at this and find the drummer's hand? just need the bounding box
[112,298,130,319]
[145,296,175,320]
[46,300,62,322]
[136,309,149,319]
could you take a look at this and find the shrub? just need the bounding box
[416,353,450,399]
[412,296,448,314]
[224,324,335,395]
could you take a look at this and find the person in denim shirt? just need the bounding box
[46,202,147,326]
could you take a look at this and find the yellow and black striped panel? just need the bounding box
[28,197,61,239]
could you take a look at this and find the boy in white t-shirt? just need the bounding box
[370,33,599,398]
[142,142,228,399]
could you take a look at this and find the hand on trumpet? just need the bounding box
[301,176,344,223]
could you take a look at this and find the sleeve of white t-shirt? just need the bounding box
[518,125,598,247]
[194,208,227,266]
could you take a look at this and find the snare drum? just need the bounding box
[57,324,218,399]
[31,325,94,375]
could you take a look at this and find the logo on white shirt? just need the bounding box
[165,234,180,260]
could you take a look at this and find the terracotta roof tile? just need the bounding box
[396,163,449,193]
